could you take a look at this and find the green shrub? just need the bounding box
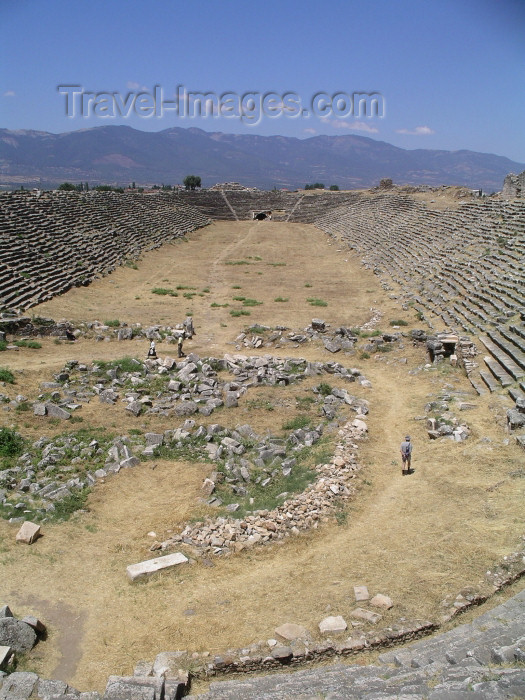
[104,319,120,327]
[307,297,327,307]
[274,297,289,302]
[242,298,263,307]
[232,296,246,301]
[230,309,251,317]
[0,427,24,458]
[0,341,7,352]
[0,368,15,384]
[316,382,332,396]
[389,319,408,326]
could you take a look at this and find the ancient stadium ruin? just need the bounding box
[0,184,524,698]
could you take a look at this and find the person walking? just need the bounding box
[147,340,157,359]
[400,435,412,474]
[177,332,186,358]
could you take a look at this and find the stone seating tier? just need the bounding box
[0,191,211,311]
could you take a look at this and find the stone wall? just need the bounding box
[0,191,210,313]
[502,170,525,198]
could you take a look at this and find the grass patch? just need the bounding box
[93,356,144,375]
[230,309,251,317]
[274,297,289,302]
[245,398,275,411]
[225,260,251,265]
[176,285,196,290]
[0,341,7,352]
[282,415,311,430]
[0,367,15,384]
[104,319,120,327]
[307,297,328,307]
[211,302,229,308]
[47,487,91,522]
[151,287,178,297]
[267,262,287,267]
[14,340,42,349]
[242,298,263,307]
[389,319,408,326]
[232,296,246,301]
[232,285,242,289]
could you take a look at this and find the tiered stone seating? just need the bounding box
[0,190,210,312]
[315,194,525,396]
[175,190,359,222]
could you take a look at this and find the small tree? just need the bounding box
[329,184,339,191]
[58,182,78,191]
[183,175,201,191]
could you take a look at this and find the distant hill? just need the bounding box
[0,125,523,192]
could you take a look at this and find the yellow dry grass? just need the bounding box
[0,220,523,693]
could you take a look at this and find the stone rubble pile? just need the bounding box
[1,354,371,522]
[157,416,368,557]
[424,391,472,442]
[0,605,46,671]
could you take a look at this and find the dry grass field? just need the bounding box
[0,220,523,693]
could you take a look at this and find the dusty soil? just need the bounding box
[1,220,523,692]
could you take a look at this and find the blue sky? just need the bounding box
[1,0,524,162]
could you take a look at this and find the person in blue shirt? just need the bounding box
[400,435,412,474]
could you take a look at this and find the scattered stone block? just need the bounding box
[20,616,46,635]
[104,675,163,700]
[44,403,71,419]
[0,671,38,698]
[0,607,13,619]
[370,594,393,609]
[274,623,310,641]
[0,646,12,671]
[319,616,347,635]
[271,645,293,661]
[353,585,369,602]
[0,618,37,652]
[153,650,188,678]
[350,608,382,624]
[120,456,140,468]
[126,552,189,582]
[15,521,41,545]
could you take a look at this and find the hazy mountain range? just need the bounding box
[0,125,523,192]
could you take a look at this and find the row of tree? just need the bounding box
[56,175,202,192]
[304,183,339,190]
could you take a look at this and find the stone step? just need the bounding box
[484,356,515,388]
[479,370,500,392]
[479,336,525,381]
